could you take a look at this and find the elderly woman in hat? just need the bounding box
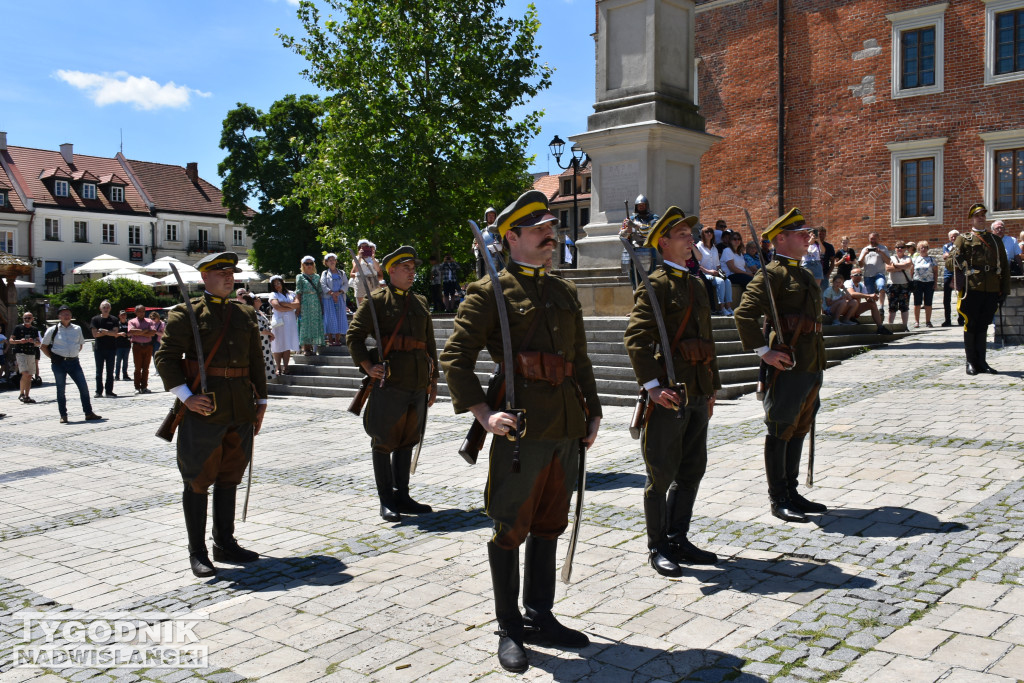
[350,239,384,305]
[320,252,349,345]
[295,255,325,355]
[269,275,299,375]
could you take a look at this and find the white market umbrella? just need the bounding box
[232,270,264,283]
[153,269,206,286]
[14,279,35,289]
[72,254,142,274]
[143,256,195,275]
[100,270,161,285]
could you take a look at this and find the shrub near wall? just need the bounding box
[49,279,176,336]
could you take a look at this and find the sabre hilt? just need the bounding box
[505,408,527,473]
[379,360,390,387]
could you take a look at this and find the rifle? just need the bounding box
[155,264,216,442]
[561,384,591,584]
[346,247,389,416]
[628,389,655,439]
[457,367,504,465]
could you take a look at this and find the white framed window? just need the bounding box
[54,179,70,197]
[196,227,210,251]
[562,178,573,195]
[0,229,14,253]
[887,3,947,99]
[81,183,96,200]
[74,220,89,243]
[981,128,1024,219]
[985,0,1024,85]
[45,218,60,241]
[102,223,116,244]
[109,186,125,203]
[233,228,244,246]
[128,224,141,245]
[886,137,947,227]
[166,223,179,242]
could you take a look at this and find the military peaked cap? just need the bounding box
[643,206,699,249]
[762,208,811,242]
[382,245,422,271]
[194,252,242,273]
[495,190,558,238]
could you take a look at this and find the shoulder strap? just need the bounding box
[381,293,410,359]
[188,305,234,392]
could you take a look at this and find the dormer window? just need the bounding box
[0,190,7,208]
[55,180,69,197]
[82,183,97,200]
[109,186,125,203]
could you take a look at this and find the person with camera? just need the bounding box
[858,233,891,313]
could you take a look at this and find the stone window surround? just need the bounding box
[984,0,1024,85]
[886,137,947,227]
[887,3,947,99]
[980,128,1024,219]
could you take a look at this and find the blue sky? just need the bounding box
[1,0,594,187]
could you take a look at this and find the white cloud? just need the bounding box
[54,70,212,110]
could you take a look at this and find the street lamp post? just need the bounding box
[548,135,588,269]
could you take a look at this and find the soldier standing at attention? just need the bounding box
[623,207,721,578]
[948,203,1010,375]
[347,246,438,522]
[155,252,267,577]
[441,191,602,674]
[733,209,828,524]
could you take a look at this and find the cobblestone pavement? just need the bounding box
[1,327,1022,682]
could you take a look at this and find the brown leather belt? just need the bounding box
[183,359,250,378]
[515,351,574,386]
[389,334,427,352]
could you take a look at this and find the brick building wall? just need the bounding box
[694,0,1024,249]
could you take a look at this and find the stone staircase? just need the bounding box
[269,315,911,407]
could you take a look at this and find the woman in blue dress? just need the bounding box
[320,253,350,345]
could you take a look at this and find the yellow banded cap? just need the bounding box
[967,203,987,218]
[382,245,421,271]
[194,251,242,273]
[495,190,558,238]
[643,206,699,249]
[762,208,810,242]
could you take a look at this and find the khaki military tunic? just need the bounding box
[441,263,601,548]
[734,256,825,440]
[347,284,438,451]
[948,230,1010,335]
[155,294,267,491]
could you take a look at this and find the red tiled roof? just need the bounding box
[71,169,99,182]
[98,173,126,186]
[531,174,561,202]
[0,158,28,214]
[39,166,73,180]
[124,159,247,219]
[7,146,150,214]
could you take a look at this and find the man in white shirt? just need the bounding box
[41,305,103,424]
[992,221,1022,275]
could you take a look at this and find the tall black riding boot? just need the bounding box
[182,486,215,577]
[666,485,717,564]
[523,536,589,648]
[784,437,826,514]
[644,489,681,577]
[391,448,432,514]
[211,486,259,563]
[765,435,807,523]
[488,541,528,673]
[372,449,401,522]
[977,328,997,373]
[964,331,978,375]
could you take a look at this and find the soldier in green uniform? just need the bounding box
[441,190,602,674]
[347,246,438,522]
[155,252,268,577]
[624,207,721,578]
[733,209,828,524]
[948,203,1010,375]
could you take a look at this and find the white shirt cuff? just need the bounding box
[754,345,770,357]
[642,378,661,391]
[257,399,268,405]
[170,384,193,402]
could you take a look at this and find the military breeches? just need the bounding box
[177,412,253,493]
[957,290,999,334]
[641,399,710,498]
[485,437,579,550]
[764,370,822,441]
[364,384,426,453]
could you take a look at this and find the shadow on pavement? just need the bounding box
[878,340,966,351]
[991,369,1024,379]
[531,645,762,682]
[215,554,351,591]
[398,507,493,533]
[812,506,969,537]
[679,555,875,596]
[587,472,646,491]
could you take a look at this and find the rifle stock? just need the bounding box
[155,404,185,442]
[457,369,505,465]
[628,389,650,439]
[347,375,372,416]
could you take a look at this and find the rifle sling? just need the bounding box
[186,304,234,394]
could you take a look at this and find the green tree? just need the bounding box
[279,0,551,262]
[50,279,175,336]
[219,94,325,275]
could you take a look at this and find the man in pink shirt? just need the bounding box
[127,304,157,393]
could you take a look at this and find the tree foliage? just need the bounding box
[279,0,552,262]
[219,94,325,275]
[50,279,176,335]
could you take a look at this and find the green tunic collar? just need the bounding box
[774,254,800,267]
[508,261,546,278]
